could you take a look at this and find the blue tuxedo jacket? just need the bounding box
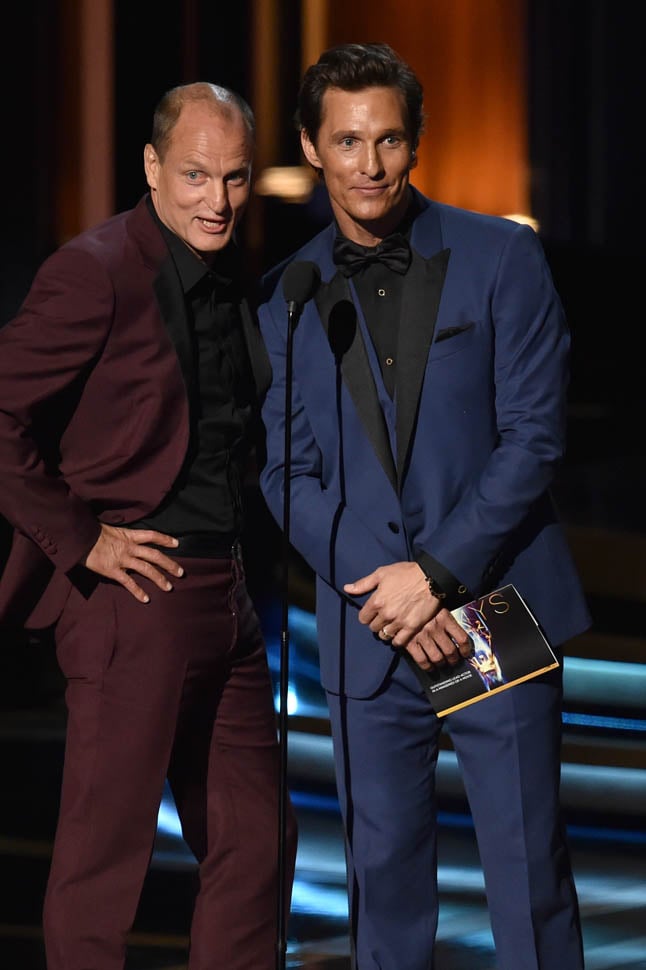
[258,189,591,699]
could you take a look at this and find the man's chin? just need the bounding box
[353,208,404,237]
[352,195,409,228]
[193,234,232,256]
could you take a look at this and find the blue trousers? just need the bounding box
[326,655,584,970]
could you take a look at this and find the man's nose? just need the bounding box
[360,144,384,178]
[205,182,229,214]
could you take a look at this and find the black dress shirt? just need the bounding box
[134,199,255,537]
[352,264,405,399]
[333,194,421,399]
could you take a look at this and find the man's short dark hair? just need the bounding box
[296,43,425,150]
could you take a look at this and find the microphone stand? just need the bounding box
[276,298,298,970]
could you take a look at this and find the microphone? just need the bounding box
[282,260,320,320]
[327,299,356,362]
[275,256,320,970]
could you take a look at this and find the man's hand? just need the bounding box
[405,610,473,670]
[83,525,183,603]
[344,561,442,647]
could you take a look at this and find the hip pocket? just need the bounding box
[55,580,118,685]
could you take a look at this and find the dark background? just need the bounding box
[0,6,643,968]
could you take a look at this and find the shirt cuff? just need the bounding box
[413,548,472,610]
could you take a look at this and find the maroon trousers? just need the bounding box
[43,552,296,970]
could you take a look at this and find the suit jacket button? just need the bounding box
[387,522,400,534]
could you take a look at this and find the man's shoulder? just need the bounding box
[24,211,132,296]
[413,187,503,224]
[58,196,162,270]
[419,194,532,242]
[61,207,132,253]
[410,192,541,271]
[25,197,163,304]
[260,224,334,305]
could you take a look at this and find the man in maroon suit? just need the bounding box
[0,81,296,970]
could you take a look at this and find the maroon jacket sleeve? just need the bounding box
[0,245,114,572]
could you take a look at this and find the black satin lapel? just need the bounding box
[240,299,271,398]
[153,257,196,400]
[315,272,397,490]
[396,248,450,483]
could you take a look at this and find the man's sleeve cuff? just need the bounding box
[413,548,472,609]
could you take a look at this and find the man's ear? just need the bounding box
[409,148,418,171]
[300,129,322,172]
[143,144,159,190]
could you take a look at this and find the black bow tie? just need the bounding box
[333,232,412,277]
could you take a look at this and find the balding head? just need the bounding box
[150,82,255,162]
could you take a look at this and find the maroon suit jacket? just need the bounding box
[0,196,270,629]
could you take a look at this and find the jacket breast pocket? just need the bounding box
[429,322,476,361]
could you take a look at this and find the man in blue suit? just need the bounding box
[259,42,590,970]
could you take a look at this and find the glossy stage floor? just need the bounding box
[1,405,645,969]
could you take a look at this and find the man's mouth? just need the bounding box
[197,217,228,232]
[354,185,388,194]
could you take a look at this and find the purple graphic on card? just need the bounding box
[457,601,506,690]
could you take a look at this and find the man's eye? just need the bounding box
[186,171,200,180]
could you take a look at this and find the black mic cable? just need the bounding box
[276,260,320,970]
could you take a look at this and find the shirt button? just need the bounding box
[385,357,394,366]
[378,288,386,297]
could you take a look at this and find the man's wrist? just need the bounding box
[422,570,446,601]
[413,548,472,609]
